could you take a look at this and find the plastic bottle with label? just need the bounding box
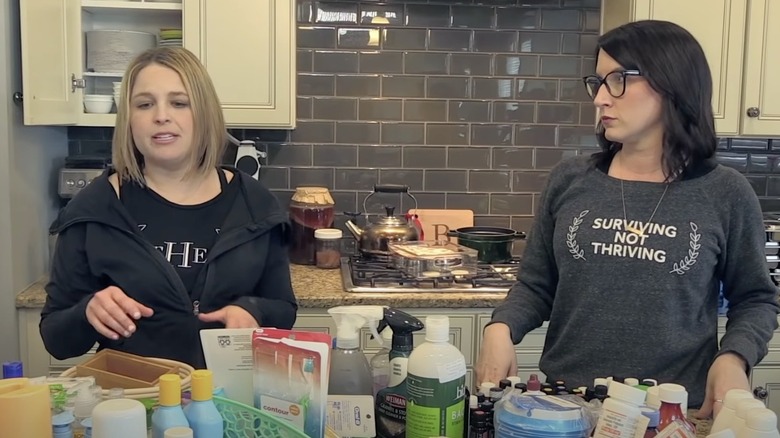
[370,327,393,397]
[657,383,695,434]
[405,315,467,438]
[151,374,189,438]
[710,389,755,434]
[593,381,647,438]
[183,370,223,438]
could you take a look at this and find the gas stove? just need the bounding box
[340,256,520,293]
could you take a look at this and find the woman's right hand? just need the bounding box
[86,286,154,340]
[476,322,517,388]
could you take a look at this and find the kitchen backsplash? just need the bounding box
[67,0,780,234]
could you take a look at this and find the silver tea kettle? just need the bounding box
[345,185,420,257]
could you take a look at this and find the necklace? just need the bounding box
[620,180,669,237]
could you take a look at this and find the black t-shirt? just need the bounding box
[119,169,239,294]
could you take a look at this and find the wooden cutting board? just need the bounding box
[408,209,474,243]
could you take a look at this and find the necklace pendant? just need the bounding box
[626,225,645,237]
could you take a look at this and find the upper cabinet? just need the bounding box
[601,0,780,137]
[19,0,296,129]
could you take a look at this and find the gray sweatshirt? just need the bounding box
[491,155,779,407]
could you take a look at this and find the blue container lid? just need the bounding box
[2,361,23,379]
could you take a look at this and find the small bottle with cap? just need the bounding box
[183,370,223,438]
[657,383,695,433]
[593,381,647,438]
[52,410,75,438]
[152,374,189,438]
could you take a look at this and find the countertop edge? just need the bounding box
[16,265,508,310]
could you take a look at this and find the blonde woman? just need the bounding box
[41,47,297,368]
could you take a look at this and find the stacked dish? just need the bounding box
[112,82,122,108]
[159,28,182,47]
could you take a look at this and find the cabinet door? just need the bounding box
[184,0,296,128]
[19,0,82,125]
[741,0,780,136]
[749,367,780,422]
[630,0,747,137]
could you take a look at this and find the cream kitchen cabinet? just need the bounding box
[601,0,780,137]
[19,0,295,128]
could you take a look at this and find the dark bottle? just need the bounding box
[288,187,335,265]
[469,411,490,438]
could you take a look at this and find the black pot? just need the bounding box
[447,226,526,263]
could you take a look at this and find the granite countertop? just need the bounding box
[16,264,508,309]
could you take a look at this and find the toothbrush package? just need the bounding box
[252,328,331,438]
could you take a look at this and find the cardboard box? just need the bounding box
[75,349,178,389]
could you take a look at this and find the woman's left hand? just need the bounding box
[695,352,750,419]
[198,305,259,328]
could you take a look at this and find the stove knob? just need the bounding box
[76,179,86,188]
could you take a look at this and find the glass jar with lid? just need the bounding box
[288,187,335,265]
[315,228,343,269]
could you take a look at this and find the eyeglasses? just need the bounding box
[582,70,642,99]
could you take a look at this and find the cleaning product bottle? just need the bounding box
[183,370,223,438]
[370,327,393,397]
[152,374,189,438]
[406,315,467,438]
[375,307,424,438]
[327,305,385,438]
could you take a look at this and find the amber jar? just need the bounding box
[288,187,335,265]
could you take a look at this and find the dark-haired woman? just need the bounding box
[475,19,778,418]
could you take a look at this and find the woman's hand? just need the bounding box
[86,286,154,340]
[475,323,517,388]
[198,305,259,328]
[695,352,750,419]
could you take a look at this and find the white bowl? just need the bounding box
[84,99,113,114]
[84,94,113,101]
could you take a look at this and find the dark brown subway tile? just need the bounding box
[516,124,557,146]
[267,144,313,166]
[495,54,539,76]
[298,27,337,49]
[471,124,515,146]
[313,144,358,167]
[425,170,468,191]
[335,168,379,190]
[537,102,579,124]
[493,102,536,123]
[381,75,426,98]
[313,51,359,73]
[358,99,403,121]
[450,53,493,76]
[379,169,425,192]
[473,78,515,99]
[512,170,549,192]
[474,31,519,52]
[405,52,449,74]
[493,147,534,169]
[360,52,404,74]
[403,146,448,168]
[297,50,313,72]
[447,193,490,214]
[452,5,495,29]
[297,97,313,119]
[518,32,561,53]
[541,9,582,30]
[426,123,469,145]
[496,8,540,30]
[449,100,492,122]
[289,168,335,189]
[469,170,512,192]
[336,121,380,144]
[516,79,558,100]
[290,121,335,143]
[381,122,425,145]
[540,56,581,77]
[312,97,358,120]
[383,28,427,50]
[298,74,335,96]
[427,76,471,99]
[490,194,534,215]
[448,147,491,169]
[406,4,451,27]
[404,100,447,122]
[535,148,579,169]
[429,29,472,51]
[359,145,402,168]
[336,75,381,97]
[259,167,289,189]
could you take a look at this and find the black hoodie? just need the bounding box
[40,167,298,368]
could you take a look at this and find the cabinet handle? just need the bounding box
[753,386,768,400]
[747,107,761,118]
[12,92,23,105]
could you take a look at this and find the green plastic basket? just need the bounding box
[213,396,310,438]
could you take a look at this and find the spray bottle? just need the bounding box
[327,305,384,438]
[374,307,424,438]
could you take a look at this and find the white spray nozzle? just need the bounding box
[327,305,385,349]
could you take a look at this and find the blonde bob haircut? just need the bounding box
[112,47,227,183]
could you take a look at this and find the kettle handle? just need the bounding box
[362,185,419,216]
[374,184,408,193]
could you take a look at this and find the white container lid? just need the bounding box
[91,399,147,438]
[624,378,639,387]
[315,228,343,239]
[425,315,449,342]
[607,381,646,406]
[658,383,687,404]
[507,376,523,386]
[737,399,769,420]
[746,408,777,431]
[646,385,661,409]
[724,388,756,409]
[165,427,194,438]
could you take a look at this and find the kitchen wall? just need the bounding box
[67,0,780,234]
[1,0,69,363]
